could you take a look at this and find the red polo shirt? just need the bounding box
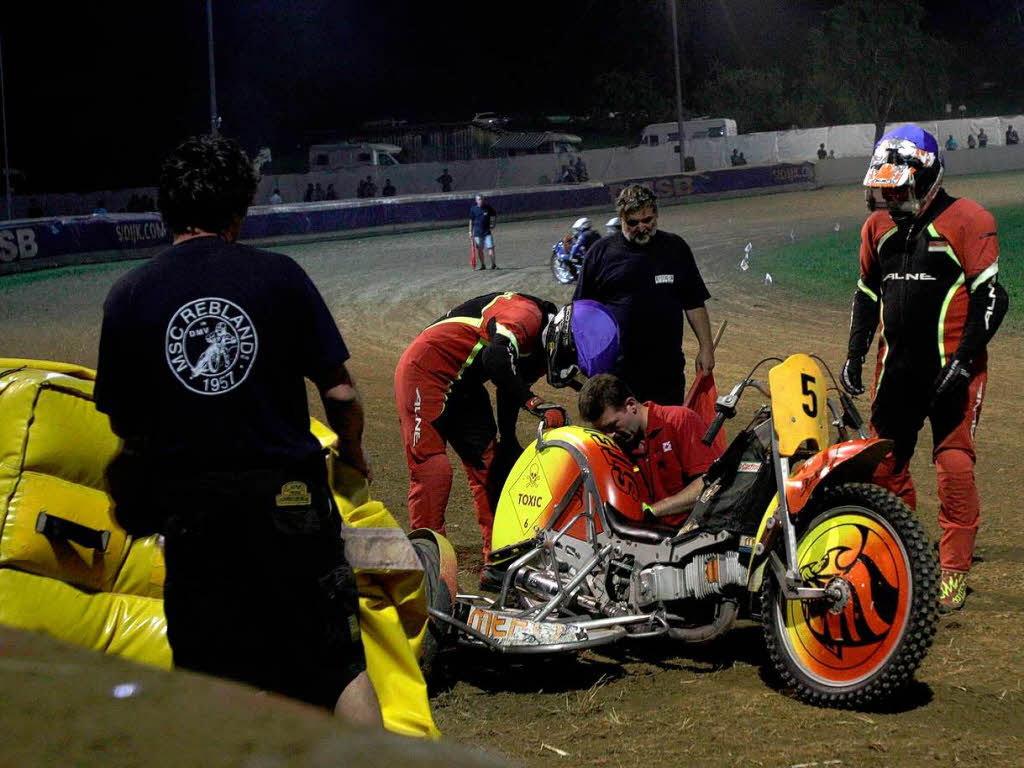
[630,402,722,526]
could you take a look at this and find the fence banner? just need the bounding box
[605,162,815,203]
[0,214,170,274]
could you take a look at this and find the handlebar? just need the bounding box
[702,410,727,446]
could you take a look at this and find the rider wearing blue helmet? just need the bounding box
[840,124,1008,611]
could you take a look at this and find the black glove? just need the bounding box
[840,356,865,396]
[525,397,567,429]
[931,357,971,409]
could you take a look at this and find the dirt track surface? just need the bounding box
[2,176,1023,766]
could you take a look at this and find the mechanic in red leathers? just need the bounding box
[840,125,1008,611]
[395,293,619,579]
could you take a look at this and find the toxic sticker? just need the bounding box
[506,459,552,531]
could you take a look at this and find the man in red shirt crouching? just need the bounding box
[578,373,722,526]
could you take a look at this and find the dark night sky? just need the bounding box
[2,1,1017,192]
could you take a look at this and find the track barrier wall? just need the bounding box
[0,164,819,276]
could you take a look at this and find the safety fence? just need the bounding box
[0,163,816,276]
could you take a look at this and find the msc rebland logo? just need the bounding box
[165,297,258,395]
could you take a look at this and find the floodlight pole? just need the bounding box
[0,33,12,220]
[669,0,686,173]
[207,0,220,136]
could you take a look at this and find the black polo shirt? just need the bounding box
[95,236,348,469]
[573,230,710,403]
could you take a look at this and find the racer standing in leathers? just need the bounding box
[840,125,1008,611]
[394,293,618,582]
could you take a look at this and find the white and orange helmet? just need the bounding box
[864,124,944,218]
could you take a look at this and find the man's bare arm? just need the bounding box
[319,363,371,480]
[685,305,715,374]
[650,475,705,518]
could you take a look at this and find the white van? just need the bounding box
[308,142,403,171]
[638,118,738,147]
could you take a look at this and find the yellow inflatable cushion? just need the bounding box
[0,567,171,669]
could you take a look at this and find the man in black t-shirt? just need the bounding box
[574,184,715,405]
[94,135,380,726]
[468,194,498,269]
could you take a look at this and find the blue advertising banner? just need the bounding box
[0,214,170,273]
[0,164,816,276]
[605,163,815,202]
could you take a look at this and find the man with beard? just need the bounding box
[578,373,721,527]
[573,184,715,405]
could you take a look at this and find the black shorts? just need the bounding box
[156,461,367,710]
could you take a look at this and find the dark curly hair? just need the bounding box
[157,135,259,236]
[615,183,658,220]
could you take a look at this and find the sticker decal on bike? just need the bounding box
[465,606,586,647]
[505,459,553,531]
[165,297,258,396]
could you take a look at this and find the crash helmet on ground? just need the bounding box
[863,124,944,219]
[572,217,591,234]
[605,216,621,234]
[543,300,620,390]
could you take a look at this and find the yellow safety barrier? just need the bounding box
[0,359,439,738]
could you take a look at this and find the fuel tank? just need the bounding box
[491,426,650,558]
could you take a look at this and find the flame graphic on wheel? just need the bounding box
[797,524,900,659]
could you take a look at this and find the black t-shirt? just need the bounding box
[469,204,496,236]
[574,230,710,397]
[95,236,348,469]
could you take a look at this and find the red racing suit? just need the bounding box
[627,402,722,527]
[848,190,1008,573]
[394,292,555,560]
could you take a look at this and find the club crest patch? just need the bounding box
[165,297,258,395]
[276,481,312,507]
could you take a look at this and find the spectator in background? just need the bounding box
[304,183,315,202]
[736,152,748,165]
[945,135,958,151]
[313,183,324,201]
[364,176,377,197]
[817,143,828,160]
[1005,125,1019,145]
[967,133,977,149]
[356,178,367,198]
[829,149,836,159]
[325,184,337,201]
[468,194,498,270]
[382,179,396,197]
[560,165,577,183]
[977,128,988,148]
[730,148,740,166]
[437,169,453,193]
[574,156,588,182]
[269,188,283,205]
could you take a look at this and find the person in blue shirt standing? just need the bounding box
[469,194,498,270]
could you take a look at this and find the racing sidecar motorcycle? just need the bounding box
[550,238,582,285]
[425,354,939,707]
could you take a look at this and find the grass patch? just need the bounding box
[759,204,1024,331]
